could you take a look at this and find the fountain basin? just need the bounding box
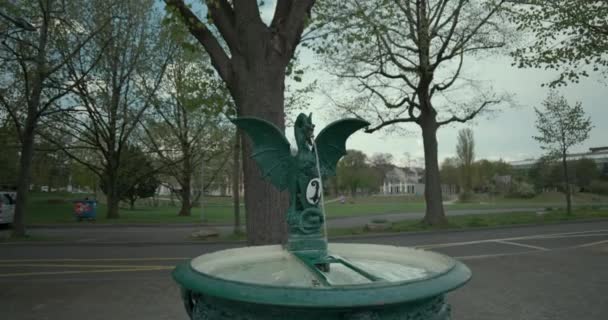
[173,243,471,319]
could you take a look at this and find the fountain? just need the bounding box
[172,113,471,319]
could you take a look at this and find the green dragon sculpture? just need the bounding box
[231,113,369,271]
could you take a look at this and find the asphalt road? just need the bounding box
[1,221,608,320]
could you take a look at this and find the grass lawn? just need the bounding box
[23,191,608,225]
[25,192,244,224]
[328,207,608,237]
[324,191,608,218]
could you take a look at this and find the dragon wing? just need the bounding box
[231,117,293,191]
[314,118,370,178]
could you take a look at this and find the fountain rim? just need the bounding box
[172,244,472,308]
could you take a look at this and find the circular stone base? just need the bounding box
[184,289,450,320]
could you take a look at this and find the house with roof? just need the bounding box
[381,167,425,196]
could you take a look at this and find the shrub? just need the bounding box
[508,181,536,199]
[589,180,608,195]
[458,191,474,202]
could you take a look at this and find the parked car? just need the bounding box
[0,191,16,225]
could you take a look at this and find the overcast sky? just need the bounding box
[254,5,608,168]
[332,56,607,167]
[251,1,608,168]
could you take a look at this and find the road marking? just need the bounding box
[493,240,549,251]
[573,239,608,248]
[0,257,189,263]
[418,229,608,249]
[455,251,538,261]
[0,263,172,268]
[0,266,173,278]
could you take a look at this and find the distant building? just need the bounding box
[381,166,424,196]
[511,146,608,171]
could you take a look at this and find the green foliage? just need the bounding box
[602,163,608,181]
[509,0,608,87]
[528,156,599,192]
[336,150,380,196]
[458,191,475,202]
[572,158,600,190]
[590,180,608,196]
[0,124,19,186]
[308,0,510,123]
[100,146,159,207]
[456,128,475,192]
[508,181,536,199]
[440,157,460,187]
[528,156,562,191]
[442,157,513,194]
[123,174,160,209]
[534,92,593,156]
[30,142,71,191]
[473,159,512,193]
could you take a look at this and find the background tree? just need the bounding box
[0,0,109,236]
[510,0,608,87]
[0,122,19,187]
[232,130,242,234]
[572,158,599,192]
[313,0,510,226]
[370,152,395,188]
[100,145,160,210]
[337,150,379,196]
[440,157,460,190]
[165,0,316,245]
[142,25,232,217]
[44,0,174,219]
[456,128,475,198]
[30,141,71,191]
[473,159,512,193]
[533,91,592,214]
[528,155,559,192]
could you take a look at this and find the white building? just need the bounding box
[382,167,425,196]
[511,146,608,171]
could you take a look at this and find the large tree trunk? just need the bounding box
[178,183,191,216]
[416,3,447,226]
[164,0,314,244]
[105,174,120,219]
[234,68,289,245]
[178,153,192,217]
[233,130,241,234]
[420,117,448,226]
[562,153,572,215]
[11,121,36,237]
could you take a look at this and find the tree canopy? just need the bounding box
[534,91,593,214]
[510,0,608,86]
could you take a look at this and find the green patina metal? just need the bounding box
[173,257,471,319]
[172,113,472,320]
[231,113,369,271]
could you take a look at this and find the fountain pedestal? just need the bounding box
[173,114,471,319]
[173,244,470,320]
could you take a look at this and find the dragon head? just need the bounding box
[295,113,315,147]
